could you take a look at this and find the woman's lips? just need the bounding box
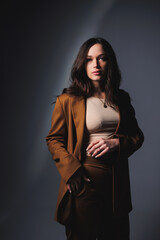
[92,71,101,75]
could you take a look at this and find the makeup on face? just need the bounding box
[85,44,107,81]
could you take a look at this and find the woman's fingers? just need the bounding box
[67,183,72,193]
[70,181,77,194]
[86,139,108,154]
[67,175,91,194]
[67,178,81,194]
[92,145,109,157]
[94,147,109,158]
[86,139,119,157]
[89,143,109,156]
[83,175,91,182]
[86,140,100,151]
[91,147,101,157]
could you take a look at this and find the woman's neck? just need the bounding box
[91,81,106,99]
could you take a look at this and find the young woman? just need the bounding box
[46,37,144,240]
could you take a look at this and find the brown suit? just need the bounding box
[46,90,144,225]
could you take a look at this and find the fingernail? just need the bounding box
[69,190,71,193]
[87,178,91,182]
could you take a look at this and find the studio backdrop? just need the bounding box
[1,0,160,239]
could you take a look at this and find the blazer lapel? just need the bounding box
[114,104,121,135]
[71,96,86,160]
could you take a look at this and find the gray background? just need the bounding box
[1,0,160,239]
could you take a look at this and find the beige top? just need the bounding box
[85,97,119,147]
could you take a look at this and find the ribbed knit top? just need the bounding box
[85,97,119,147]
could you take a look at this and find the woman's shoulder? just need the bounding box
[118,89,131,104]
[117,89,136,115]
[57,93,84,103]
[57,93,71,101]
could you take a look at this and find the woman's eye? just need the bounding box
[86,57,106,62]
[99,57,106,61]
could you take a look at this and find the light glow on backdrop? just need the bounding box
[28,0,117,182]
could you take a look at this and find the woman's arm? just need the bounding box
[46,96,90,194]
[114,93,144,159]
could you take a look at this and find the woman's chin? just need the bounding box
[90,77,103,81]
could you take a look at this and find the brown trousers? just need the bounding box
[65,156,130,240]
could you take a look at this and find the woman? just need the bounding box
[46,38,144,240]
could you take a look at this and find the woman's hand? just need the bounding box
[66,167,90,195]
[86,138,119,158]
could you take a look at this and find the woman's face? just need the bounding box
[85,43,107,82]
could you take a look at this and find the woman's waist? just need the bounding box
[83,152,117,169]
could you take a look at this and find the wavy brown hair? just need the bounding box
[62,37,121,106]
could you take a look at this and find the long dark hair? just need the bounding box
[62,37,121,106]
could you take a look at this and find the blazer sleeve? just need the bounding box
[114,93,144,159]
[46,96,82,183]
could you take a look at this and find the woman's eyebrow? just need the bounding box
[87,53,105,57]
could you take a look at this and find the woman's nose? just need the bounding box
[93,59,100,68]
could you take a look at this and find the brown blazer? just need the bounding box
[46,90,144,225]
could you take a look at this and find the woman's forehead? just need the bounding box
[87,44,105,56]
